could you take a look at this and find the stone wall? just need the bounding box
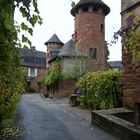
[46,43,63,70]
[24,67,46,93]
[74,7,108,70]
[56,80,75,97]
[121,1,140,108]
[45,80,76,98]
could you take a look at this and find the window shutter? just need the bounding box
[28,68,31,77]
[35,69,37,77]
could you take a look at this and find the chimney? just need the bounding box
[30,46,36,51]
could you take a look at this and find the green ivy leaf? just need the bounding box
[28,28,33,36]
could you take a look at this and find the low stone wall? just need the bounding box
[92,108,140,140]
[44,80,76,98]
[55,80,76,97]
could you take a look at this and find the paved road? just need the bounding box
[15,94,119,140]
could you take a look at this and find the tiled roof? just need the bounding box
[19,48,46,68]
[71,0,110,16]
[108,61,123,70]
[58,39,76,57]
[44,34,64,46]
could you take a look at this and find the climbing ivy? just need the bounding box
[43,60,63,86]
[0,0,42,123]
[113,12,140,61]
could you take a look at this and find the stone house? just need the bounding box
[45,0,111,72]
[121,0,140,108]
[44,0,111,97]
[19,46,46,93]
[121,0,140,124]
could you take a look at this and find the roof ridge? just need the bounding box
[44,33,64,46]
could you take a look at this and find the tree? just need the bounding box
[0,0,42,123]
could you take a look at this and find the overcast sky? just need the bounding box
[16,0,121,61]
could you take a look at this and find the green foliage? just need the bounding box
[113,12,140,60]
[76,70,123,110]
[0,0,41,123]
[62,65,81,81]
[124,21,140,60]
[43,61,63,86]
[0,68,25,122]
[15,0,43,47]
[71,1,76,8]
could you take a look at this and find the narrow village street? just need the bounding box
[15,93,119,140]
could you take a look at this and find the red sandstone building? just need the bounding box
[121,0,140,109]
[44,0,111,97]
[45,0,110,72]
[20,0,122,96]
[20,46,46,93]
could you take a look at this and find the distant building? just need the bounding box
[20,46,46,93]
[108,61,123,71]
[44,34,64,71]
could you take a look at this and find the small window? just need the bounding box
[101,24,104,33]
[28,68,37,77]
[83,7,88,12]
[51,51,59,58]
[89,48,97,59]
[93,7,98,11]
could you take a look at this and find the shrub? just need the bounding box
[43,61,63,86]
[0,68,25,123]
[76,70,123,110]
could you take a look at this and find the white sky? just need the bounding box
[16,0,121,61]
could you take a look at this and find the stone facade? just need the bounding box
[20,47,46,93]
[121,0,140,108]
[26,67,46,93]
[44,80,76,98]
[45,34,64,71]
[43,0,110,98]
[71,0,110,71]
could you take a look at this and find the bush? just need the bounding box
[76,70,123,110]
[0,68,25,123]
[43,61,63,86]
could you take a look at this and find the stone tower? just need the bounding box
[71,0,110,70]
[44,34,64,70]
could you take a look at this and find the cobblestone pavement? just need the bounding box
[15,93,119,140]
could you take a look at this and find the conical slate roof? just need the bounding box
[71,0,110,16]
[44,34,64,46]
[58,39,76,57]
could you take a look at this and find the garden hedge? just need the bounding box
[76,70,123,110]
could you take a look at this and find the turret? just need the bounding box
[44,34,64,70]
[71,0,110,70]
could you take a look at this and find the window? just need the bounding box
[101,24,104,33]
[93,7,98,11]
[28,68,37,77]
[51,51,59,58]
[83,7,88,12]
[89,48,97,59]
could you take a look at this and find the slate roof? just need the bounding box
[44,34,64,46]
[58,39,76,57]
[71,0,110,16]
[108,61,123,70]
[19,48,46,68]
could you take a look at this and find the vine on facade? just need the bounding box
[113,12,140,60]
